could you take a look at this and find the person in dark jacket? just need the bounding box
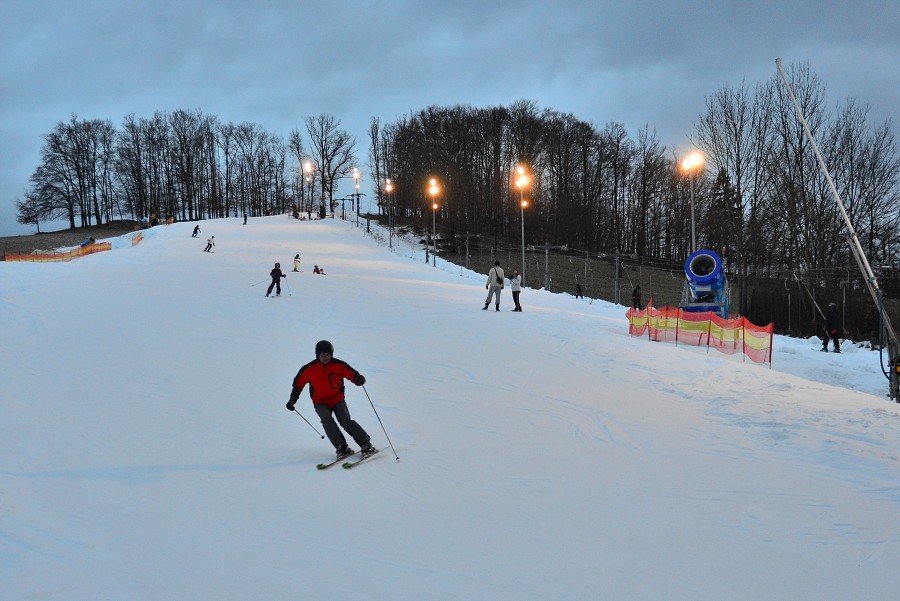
[266,262,287,297]
[632,285,642,310]
[286,340,374,458]
[575,283,584,299]
[822,302,841,353]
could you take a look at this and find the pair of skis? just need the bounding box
[316,448,379,470]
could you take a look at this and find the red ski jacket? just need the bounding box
[289,358,362,408]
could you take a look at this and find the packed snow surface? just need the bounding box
[2,216,898,599]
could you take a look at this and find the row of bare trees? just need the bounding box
[17,111,357,229]
[367,64,899,285]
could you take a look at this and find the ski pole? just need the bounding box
[284,279,293,297]
[251,279,268,287]
[361,384,399,461]
[293,408,325,439]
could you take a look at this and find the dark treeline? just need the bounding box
[17,111,357,229]
[367,63,899,318]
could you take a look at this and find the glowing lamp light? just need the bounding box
[432,203,438,210]
[680,151,705,173]
[521,200,529,208]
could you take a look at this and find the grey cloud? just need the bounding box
[1,0,896,234]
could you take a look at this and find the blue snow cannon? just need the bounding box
[681,249,729,317]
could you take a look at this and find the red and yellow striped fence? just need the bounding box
[627,300,774,365]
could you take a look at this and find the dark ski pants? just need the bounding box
[823,329,841,352]
[266,279,281,295]
[315,401,371,450]
[512,290,522,311]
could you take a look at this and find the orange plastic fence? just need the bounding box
[4,242,112,263]
[627,301,774,365]
[132,232,143,246]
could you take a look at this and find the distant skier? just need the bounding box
[632,285,642,310]
[575,283,584,299]
[266,262,287,297]
[293,253,301,272]
[822,302,842,353]
[192,225,200,238]
[313,264,326,275]
[286,340,375,459]
[483,261,505,311]
[203,236,215,252]
[510,269,523,312]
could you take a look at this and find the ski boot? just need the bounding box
[336,444,354,460]
[359,443,377,457]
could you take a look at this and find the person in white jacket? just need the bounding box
[483,260,505,311]
[510,269,523,311]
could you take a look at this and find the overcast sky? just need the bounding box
[1,0,897,236]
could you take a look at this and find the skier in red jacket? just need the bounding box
[286,340,374,458]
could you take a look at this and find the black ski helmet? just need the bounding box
[315,340,334,356]
[275,262,280,268]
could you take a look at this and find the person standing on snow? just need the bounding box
[286,340,374,458]
[293,253,301,272]
[204,236,215,252]
[483,260,505,311]
[266,262,287,297]
[510,269,523,312]
[822,302,842,353]
[632,285,643,310]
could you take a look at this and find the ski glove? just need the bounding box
[354,374,366,386]
[286,400,296,411]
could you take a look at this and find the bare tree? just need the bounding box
[305,114,356,213]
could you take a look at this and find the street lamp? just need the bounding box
[428,178,440,267]
[680,150,706,253]
[353,167,361,227]
[514,164,531,286]
[385,178,394,250]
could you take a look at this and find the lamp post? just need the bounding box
[428,178,440,267]
[385,178,394,250]
[680,150,706,253]
[304,160,315,217]
[353,167,361,227]
[515,164,531,285]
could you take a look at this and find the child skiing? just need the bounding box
[286,340,375,459]
[204,236,215,252]
[313,264,326,275]
[192,225,200,238]
[266,262,287,297]
[293,253,300,272]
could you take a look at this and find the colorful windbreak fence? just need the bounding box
[626,301,775,365]
[4,242,112,262]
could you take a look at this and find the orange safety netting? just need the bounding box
[627,301,774,365]
[4,242,112,263]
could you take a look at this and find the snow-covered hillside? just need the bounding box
[1,216,898,600]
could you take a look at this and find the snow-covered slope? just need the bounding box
[2,216,898,600]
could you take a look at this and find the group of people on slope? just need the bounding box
[264,255,326,297]
[482,260,523,312]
